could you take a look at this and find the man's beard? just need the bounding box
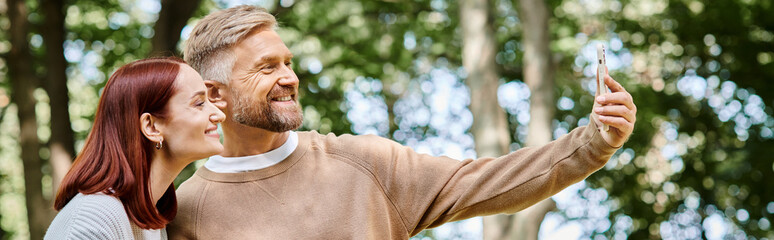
[230,85,303,132]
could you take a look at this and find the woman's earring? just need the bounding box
[155,138,163,150]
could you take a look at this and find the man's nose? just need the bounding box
[277,65,299,86]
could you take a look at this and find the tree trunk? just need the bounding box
[0,175,4,239]
[461,0,556,238]
[151,0,202,56]
[1,1,9,239]
[519,0,554,148]
[458,0,516,239]
[510,0,558,239]
[41,0,74,192]
[460,0,510,158]
[8,0,53,238]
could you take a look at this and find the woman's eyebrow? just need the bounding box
[190,91,206,100]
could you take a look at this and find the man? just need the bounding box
[168,5,636,239]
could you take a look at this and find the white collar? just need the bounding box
[204,131,298,173]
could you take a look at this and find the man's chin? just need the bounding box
[235,113,303,132]
[272,113,303,132]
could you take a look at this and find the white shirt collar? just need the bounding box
[204,131,298,173]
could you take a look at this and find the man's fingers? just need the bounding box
[604,75,626,93]
[596,92,636,111]
[598,115,633,133]
[594,105,635,123]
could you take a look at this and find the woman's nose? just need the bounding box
[210,107,225,123]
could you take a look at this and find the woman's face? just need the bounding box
[158,64,225,162]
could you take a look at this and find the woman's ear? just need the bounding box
[204,80,228,110]
[139,112,163,143]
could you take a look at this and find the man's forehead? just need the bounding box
[239,30,291,58]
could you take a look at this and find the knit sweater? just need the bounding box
[167,120,618,239]
[45,193,167,240]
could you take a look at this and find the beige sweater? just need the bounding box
[167,120,617,239]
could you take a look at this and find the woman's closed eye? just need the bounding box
[194,99,205,108]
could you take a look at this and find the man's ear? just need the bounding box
[205,80,228,110]
[139,113,163,143]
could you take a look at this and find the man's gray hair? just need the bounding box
[183,5,277,84]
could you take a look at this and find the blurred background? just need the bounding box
[0,0,772,239]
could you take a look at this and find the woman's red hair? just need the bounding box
[54,57,186,229]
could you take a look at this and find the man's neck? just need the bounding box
[220,119,290,157]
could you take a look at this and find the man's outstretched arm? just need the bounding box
[355,76,636,236]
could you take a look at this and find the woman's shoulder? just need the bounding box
[70,193,128,216]
[45,193,134,240]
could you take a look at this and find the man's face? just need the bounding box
[227,29,302,132]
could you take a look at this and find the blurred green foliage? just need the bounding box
[0,0,772,239]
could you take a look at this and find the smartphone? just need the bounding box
[596,44,609,131]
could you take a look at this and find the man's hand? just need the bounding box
[592,73,636,148]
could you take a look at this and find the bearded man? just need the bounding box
[167,5,636,239]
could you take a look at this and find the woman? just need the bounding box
[45,57,225,239]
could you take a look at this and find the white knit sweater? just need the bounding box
[45,193,167,240]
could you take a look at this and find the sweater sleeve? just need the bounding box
[341,118,619,236]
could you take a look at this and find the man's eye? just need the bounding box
[195,101,205,107]
[285,62,292,66]
[261,65,276,73]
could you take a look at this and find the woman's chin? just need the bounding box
[206,144,225,157]
[186,145,224,161]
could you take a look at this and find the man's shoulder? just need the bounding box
[170,172,207,234]
[169,177,202,239]
[297,130,398,151]
[296,130,409,168]
[176,171,208,198]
